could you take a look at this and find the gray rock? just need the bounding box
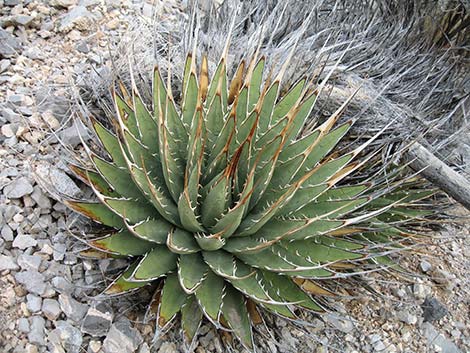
[76,41,90,53]
[324,313,354,333]
[34,88,69,117]
[0,254,19,271]
[422,322,461,353]
[3,177,34,198]
[26,294,43,313]
[59,6,94,32]
[35,162,82,198]
[157,342,177,353]
[58,293,88,322]
[28,316,46,346]
[0,29,22,58]
[396,310,417,325]
[49,0,78,8]
[18,318,30,333]
[42,299,62,321]
[48,320,83,353]
[1,224,14,241]
[31,186,52,209]
[422,296,448,322]
[15,270,47,296]
[81,302,113,337]
[52,276,74,294]
[58,120,91,147]
[53,243,67,261]
[0,59,10,73]
[420,260,432,272]
[102,319,143,353]
[17,254,42,271]
[5,0,21,6]
[12,234,37,250]
[139,343,151,353]
[12,15,35,27]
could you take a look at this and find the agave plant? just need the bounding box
[67,49,434,349]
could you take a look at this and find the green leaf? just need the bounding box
[247,57,265,111]
[270,79,305,126]
[103,198,156,224]
[194,234,226,251]
[284,92,317,145]
[289,197,369,219]
[225,218,345,253]
[103,261,150,295]
[202,250,254,280]
[126,218,171,244]
[132,91,160,155]
[89,230,154,256]
[181,73,198,128]
[167,228,200,254]
[128,164,180,226]
[315,184,369,201]
[257,81,279,135]
[114,92,140,137]
[206,58,228,113]
[262,271,323,312]
[91,155,144,200]
[221,284,254,350]
[280,236,363,264]
[90,117,127,168]
[130,245,177,281]
[158,273,188,328]
[69,164,119,198]
[63,200,124,228]
[178,253,209,293]
[229,270,278,304]
[195,270,225,323]
[201,174,231,229]
[181,295,203,343]
[295,122,352,179]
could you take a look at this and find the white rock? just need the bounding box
[59,6,94,32]
[0,254,19,271]
[49,0,78,8]
[12,234,38,250]
[3,177,34,198]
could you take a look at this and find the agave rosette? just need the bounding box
[67,50,434,349]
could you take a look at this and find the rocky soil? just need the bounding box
[0,1,469,353]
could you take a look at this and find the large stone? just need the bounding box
[58,294,88,322]
[42,299,62,321]
[3,177,33,198]
[422,296,448,322]
[81,302,113,337]
[34,161,82,198]
[0,254,19,271]
[26,294,43,313]
[102,319,143,353]
[12,234,37,250]
[31,186,52,209]
[324,313,354,333]
[0,29,22,58]
[15,270,47,296]
[51,276,74,294]
[59,6,94,32]
[28,316,46,346]
[48,320,83,353]
[58,120,90,147]
[17,254,42,271]
[49,0,78,8]
[422,322,461,353]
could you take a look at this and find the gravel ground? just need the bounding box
[0,1,469,353]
